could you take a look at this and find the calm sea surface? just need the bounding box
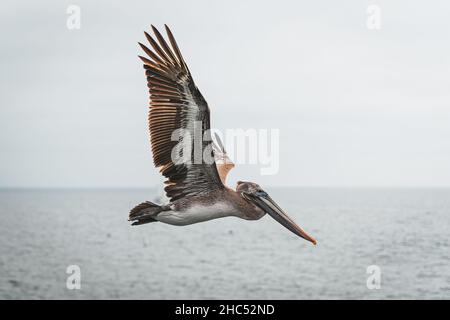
[0,188,449,299]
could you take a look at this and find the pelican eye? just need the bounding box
[255,190,268,197]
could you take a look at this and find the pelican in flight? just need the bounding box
[129,25,316,245]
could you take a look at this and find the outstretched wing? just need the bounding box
[139,25,224,202]
[212,133,235,184]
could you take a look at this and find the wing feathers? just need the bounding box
[151,25,179,65]
[139,42,166,67]
[164,25,188,71]
[145,30,176,69]
[139,25,223,202]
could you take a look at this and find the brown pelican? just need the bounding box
[129,25,317,245]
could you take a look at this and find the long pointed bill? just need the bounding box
[244,192,317,245]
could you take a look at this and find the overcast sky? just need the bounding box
[1,0,450,188]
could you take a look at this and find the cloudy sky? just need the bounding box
[1,0,449,188]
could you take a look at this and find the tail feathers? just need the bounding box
[130,216,157,226]
[129,201,163,226]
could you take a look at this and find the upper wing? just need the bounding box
[139,25,224,202]
[212,133,235,185]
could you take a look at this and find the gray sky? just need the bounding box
[1,0,450,188]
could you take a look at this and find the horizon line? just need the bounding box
[1,185,450,190]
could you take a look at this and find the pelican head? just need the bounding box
[237,181,317,245]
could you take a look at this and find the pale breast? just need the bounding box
[155,202,237,226]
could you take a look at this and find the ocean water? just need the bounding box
[0,188,449,299]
